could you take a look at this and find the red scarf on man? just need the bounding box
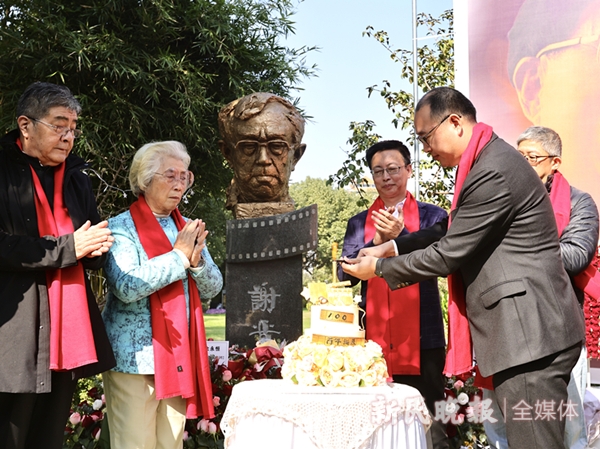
[365,192,421,374]
[29,162,98,370]
[130,195,214,419]
[444,123,494,378]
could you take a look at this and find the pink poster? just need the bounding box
[463,0,600,206]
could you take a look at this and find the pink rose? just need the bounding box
[222,370,233,382]
[197,418,209,433]
[213,396,221,407]
[208,422,217,434]
[183,431,189,441]
[69,412,81,426]
[92,428,101,441]
[453,380,464,389]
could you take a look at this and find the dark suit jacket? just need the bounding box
[338,201,447,349]
[380,134,585,377]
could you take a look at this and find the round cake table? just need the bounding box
[221,379,431,449]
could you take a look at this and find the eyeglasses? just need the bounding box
[513,34,600,86]
[536,34,600,59]
[371,165,406,178]
[154,168,194,189]
[417,114,451,146]
[235,140,291,157]
[519,152,555,166]
[27,117,82,139]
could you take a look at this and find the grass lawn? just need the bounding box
[204,309,311,341]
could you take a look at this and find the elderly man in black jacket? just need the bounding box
[0,82,115,449]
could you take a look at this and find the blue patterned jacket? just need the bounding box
[102,210,223,374]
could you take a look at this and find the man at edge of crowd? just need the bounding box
[0,82,115,449]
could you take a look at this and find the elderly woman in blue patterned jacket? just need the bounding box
[102,141,223,449]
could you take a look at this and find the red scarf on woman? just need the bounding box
[444,123,494,378]
[29,162,98,370]
[365,192,421,374]
[130,195,214,419]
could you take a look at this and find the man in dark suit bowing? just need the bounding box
[342,87,585,449]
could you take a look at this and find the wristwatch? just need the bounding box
[374,258,384,278]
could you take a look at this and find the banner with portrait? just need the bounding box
[455,0,600,207]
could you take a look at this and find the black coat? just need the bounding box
[0,129,115,393]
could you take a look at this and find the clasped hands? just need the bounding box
[340,206,402,280]
[173,219,208,268]
[74,220,114,259]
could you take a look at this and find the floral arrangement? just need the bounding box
[281,334,389,387]
[64,376,108,449]
[443,373,491,449]
[183,340,285,448]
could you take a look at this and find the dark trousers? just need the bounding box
[493,342,582,449]
[393,346,449,449]
[0,371,77,449]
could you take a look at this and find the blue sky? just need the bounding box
[284,0,453,183]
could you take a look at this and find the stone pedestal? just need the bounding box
[224,205,318,348]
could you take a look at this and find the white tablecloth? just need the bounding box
[221,379,430,449]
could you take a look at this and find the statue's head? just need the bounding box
[218,93,306,205]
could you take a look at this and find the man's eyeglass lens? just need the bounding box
[372,166,404,178]
[28,117,82,139]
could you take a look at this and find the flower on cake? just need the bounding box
[282,335,389,388]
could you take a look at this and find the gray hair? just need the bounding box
[129,141,191,197]
[516,126,562,157]
[16,82,82,119]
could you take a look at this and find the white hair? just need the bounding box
[129,141,191,197]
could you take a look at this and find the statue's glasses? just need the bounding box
[154,168,194,189]
[26,116,82,139]
[235,140,291,157]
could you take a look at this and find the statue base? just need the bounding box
[233,201,295,219]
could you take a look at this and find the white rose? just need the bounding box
[457,392,470,405]
[340,371,361,388]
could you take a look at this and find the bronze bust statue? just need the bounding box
[218,92,306,218]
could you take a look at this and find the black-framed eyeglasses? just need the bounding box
[154,168,194,189]
[416,114,452,146]
[371,165,406,179]
[235,139,291,157]
[26,116,82,139]
[519,153,555,166]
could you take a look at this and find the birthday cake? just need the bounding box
[282,282,389,387]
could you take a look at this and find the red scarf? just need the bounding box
[130,195,214,419]
[444,123,494,378]
[365,192,421,374]
[29,162,98,370]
